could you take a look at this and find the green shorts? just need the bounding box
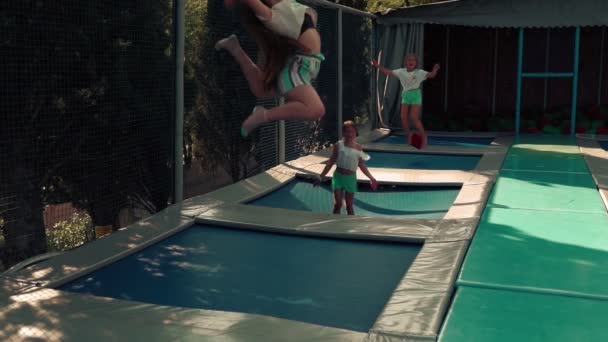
[401,89,422,105]
[278,52,325,95]
[332,172,357,193]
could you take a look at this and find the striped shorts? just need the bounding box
[278,52,325,95]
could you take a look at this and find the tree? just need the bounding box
[0,0,174,268]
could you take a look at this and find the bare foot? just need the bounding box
[215,34,239,54]
[241,106,268,137]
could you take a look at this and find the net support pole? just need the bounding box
[491,28,498,116]
[598,27,606,106]
[174,0,184,202]
[543,29,551,113]
[443,26,450,114]
[515,28,524,137]
[279,99,286,164]
[570,27,581,137]
[337,8,343,138]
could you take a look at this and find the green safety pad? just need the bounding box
[513,135,578,146]
[458,207,608,298]
[502,149,588,172]
[439,287,608,342]
[488,170,605,213]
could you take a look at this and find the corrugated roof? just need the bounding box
[377,0,608,28]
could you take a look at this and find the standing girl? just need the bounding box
[372,54,439,148]
[216,0,326,137]
[315,121,378,215]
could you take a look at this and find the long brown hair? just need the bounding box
[240,5,296,91]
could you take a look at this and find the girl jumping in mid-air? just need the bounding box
[216,0,325,137]
[315,121,378,215]
[371,54,439,148]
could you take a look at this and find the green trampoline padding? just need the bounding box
[502,150,588,173]
[439,287,608,342]
[488,170,605,213]
[457,207,608,299]
[513,135,578,146]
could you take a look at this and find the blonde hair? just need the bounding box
[343,120,358,136]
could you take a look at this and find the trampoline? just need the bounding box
[60,224,421,332]
[365,151,482,170]
[376,134,495,147]
[247,178,461,219]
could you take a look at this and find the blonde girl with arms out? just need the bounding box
[371,54,439,148]
[216,0,325,137]
[315,121,378,215]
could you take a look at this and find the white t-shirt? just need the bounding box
[392,68,428,92]
[336,140,370,171]
[260,0,317,40]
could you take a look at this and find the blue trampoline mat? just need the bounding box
[248,178,460,219]
[61,224,421,332]
[366,151,481,170]
[599,140,608,151]
[377,134,494,147]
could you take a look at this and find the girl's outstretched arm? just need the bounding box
[371,59,396,77]
[426,64,440,79]
[225,0,272,21]
[358,160,378,191]
[315,144,338,185]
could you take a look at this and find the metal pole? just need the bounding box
[337,8,343,138]
[543,29,551,112]
[279,99,285,164]
[516,28,524,137]
[278,122,285,163]
[598,27,606,106]
[443,26,450,114]
[571,27,581,137]
[491,28,498,116]
[300,0,377,19]
[174,0,184,203]
[371,22,378,128]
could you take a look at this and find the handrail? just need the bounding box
[300,0,377,19]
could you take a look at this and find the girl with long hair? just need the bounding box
[216,0,326,137]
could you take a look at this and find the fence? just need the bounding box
[0,0,376,271]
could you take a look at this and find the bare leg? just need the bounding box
[241,85,325,136]
[215,35,275,98]
[409,105,427,147]
[400,105,411,144]
[344,192,355,215]
[333,189,343,214]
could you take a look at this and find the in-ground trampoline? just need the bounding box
[365,151,482,170]
[61,223,422,332]
[248,178,461,219]
[376,134,496,147]
[0,130,507,341]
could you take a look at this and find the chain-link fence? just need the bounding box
[1,0,176,270]
[0,1,376,272]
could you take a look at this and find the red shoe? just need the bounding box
[410,133,423,150]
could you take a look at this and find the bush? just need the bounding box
[46,213,94,252]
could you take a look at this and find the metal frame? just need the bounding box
[337,8,344,138]
[515,27,581,137]
[174,0,185,202]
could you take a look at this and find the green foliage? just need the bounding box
[46,214,94,252]
[333,0,445,12]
